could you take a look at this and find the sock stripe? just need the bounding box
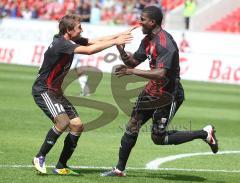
[168,101,176,123]
[52,126,62,136]
[70,131,81,137]
[164,135,169,144]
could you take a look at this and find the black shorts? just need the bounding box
[33,91,78,122]
[126,90,184,135]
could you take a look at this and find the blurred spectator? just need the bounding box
[22,7,32,19]
[2,0,11,17]
[101,6,115,25]
[64,0,76,15]
[9,1,18,17]
[179,32,191,52]
[101,0,115,9]
[31,5,39,19]
[161,0,169,13]
[138,0,151,11]
[237,22,240,32]
[90,1,101,24]
[183,0,197,30]
[0,0,188,27]
[0,1,4,17]
[77,1,91,22]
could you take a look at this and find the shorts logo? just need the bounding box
[46,140,55,145]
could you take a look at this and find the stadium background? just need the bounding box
[0,0,240,182]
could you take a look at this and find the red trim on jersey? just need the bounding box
[144,37,150,54]
[144,34,168,96]
[159,31,167,48]
[158,62,164,68]
[159,88,164,95]
[46,55,68,90]
[157,31,167,69]
[152,42,157,60]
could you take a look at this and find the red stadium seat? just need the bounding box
[206,7,240,33]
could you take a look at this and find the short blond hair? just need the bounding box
[58,14,81,35]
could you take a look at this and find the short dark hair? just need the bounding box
[142,5,163,25]
[58,14,81,35]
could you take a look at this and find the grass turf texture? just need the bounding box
[0,63,240,183]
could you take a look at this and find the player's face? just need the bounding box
[139,12,155,34]
[70,23,83,40]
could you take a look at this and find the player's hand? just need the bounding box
[115,34,133,45]
[115,65,132,77]
[122,25,140,35]
[115,25,139,46]
[115,65,127,72]
[116,44,125,51]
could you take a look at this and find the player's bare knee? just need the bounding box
[70,117,84,133]
[54,114,71,132]
[55,120,70,132]
[71,123,84,133]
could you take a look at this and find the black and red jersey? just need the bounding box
[32,35,88,95]
[133,29,183,97]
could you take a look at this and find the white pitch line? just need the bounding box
[0,164,239,173]
[146,150,240,169]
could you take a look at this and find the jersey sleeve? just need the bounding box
[59,40,79,55]
[133,39,147,63]
[156,49,175,69]
[74,37,89,46]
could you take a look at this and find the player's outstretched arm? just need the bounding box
[116,45,140,68]
[115,65,167,80]
[74,34,133,55]
[88,25,139,45]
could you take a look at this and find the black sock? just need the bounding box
[36,126,62,157]
[166,130,207,145]
[56,132,80,169]
[116,132,138,171]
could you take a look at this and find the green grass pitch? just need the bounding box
[0,63,240,183]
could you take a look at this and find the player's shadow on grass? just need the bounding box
[38,168,106,176]
[128,172,205,182]
[75,169,102,175]
[68,169,210,183]
[37,172,83,177]
[128,171,226,183]
[42,169,225,183]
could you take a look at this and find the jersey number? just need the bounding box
[54,103,65,113]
